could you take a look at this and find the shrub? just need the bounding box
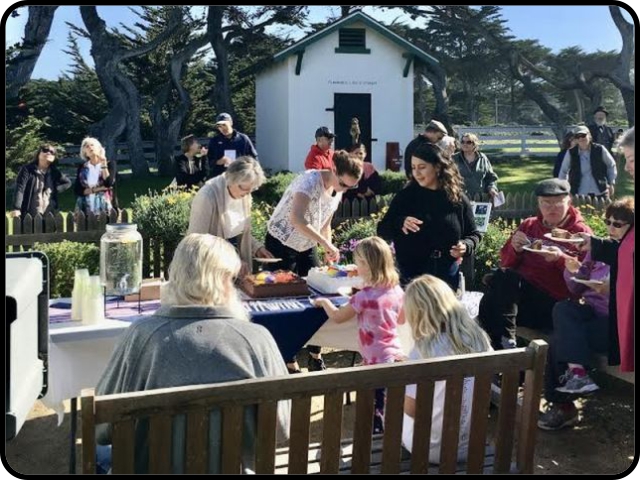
[379,170,407,195]
[251,201,275,244]
[474,218,515,290]
[578,204,607,237]
[131,185,196,246]
[32,241,100,298]
[253,172,296,205]
[332,207,389,263]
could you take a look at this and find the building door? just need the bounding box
[334,93,372,161]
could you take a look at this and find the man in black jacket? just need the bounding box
[207,113,258,179]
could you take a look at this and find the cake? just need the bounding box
[551,228,571,239]
[240,270,309,298]
[531,240,544,250]
[306,264,364,294]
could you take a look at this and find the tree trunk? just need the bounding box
[6,6,58,99]
[207,7,237,127]
[609,6,634,126]
[421,60,451,133]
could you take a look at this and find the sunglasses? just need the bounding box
[604,219,629,228]
[575,133,588,139]
[461,140,475,145]
[338,178,359,190]
[41,147,56,155]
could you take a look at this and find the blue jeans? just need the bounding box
[96,444,112,474]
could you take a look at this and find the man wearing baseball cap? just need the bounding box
[588,106,615,153]
[558,124,617,198]
[478,178,592,353]
[404,119,448,179]
[207,113,258,179]
[304,126,336,170]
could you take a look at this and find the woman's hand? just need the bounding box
[323,243,340,264]
[574,232,592,252]
[238,261,251,279]
[311,297,333,309]
[449,241,467,259]
[402,216,423,235]
[590,278,610,295]
[565,256,581,274]
[83,187,93,196]
[254,247,274,259]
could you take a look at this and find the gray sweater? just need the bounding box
[95,305,290,473]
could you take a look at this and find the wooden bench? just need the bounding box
[517,327,634,385]
[81,340,547,474]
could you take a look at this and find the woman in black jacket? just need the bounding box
[377,143,482,289]
[11,143,72,218]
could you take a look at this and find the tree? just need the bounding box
[73,6,181,176]
[6,6,58,100]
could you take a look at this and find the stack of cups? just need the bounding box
[82,276,105,325]
[71,269,90,321]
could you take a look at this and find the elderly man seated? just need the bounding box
[478,179,592,350]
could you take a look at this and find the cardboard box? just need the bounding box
[124,278,164,302]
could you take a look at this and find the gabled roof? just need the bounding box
[272,10,439,68]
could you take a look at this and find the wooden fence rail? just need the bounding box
[6,192,610,279]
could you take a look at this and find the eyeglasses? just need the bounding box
[41,147,56,155]
[575,133,588,139]
[604,219,629,228]
[539,199,567,208]
[461,140,475,145]
[338,178,359,190]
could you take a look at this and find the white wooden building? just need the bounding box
[255,10,440,173]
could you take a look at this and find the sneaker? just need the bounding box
[537,404,579,431]
[555,369,600,394]
[308,356,326,372]
[500,336,517,350]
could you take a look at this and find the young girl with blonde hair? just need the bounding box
[401,274,492,463]
[314,236,404,433]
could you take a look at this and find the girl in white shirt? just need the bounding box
[401,274,492,464]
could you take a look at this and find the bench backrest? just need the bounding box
[81,340,547,474]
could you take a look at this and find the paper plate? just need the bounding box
[543,233,584,243]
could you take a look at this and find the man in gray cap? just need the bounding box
[558,125,617,198]
[478,178,592,355]
[207,113,258,179]
[588,106,615,153]
[404,119,448,179]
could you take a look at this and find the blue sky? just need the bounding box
[4,5,636,80]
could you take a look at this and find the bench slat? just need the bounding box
[439,375,464,473]
[221,406,244,473]
[185,409,208,473]
[351,389,374,473]
[81,390,96,474]
[466,373,493,473]
[493,369,520,473]
[255,401,278,473]
[287,397,312,474]
[320,393,343,473]
[409,380,435,473]
[381,385,405,473]
[112,420,135,473]
[149,414,172,473]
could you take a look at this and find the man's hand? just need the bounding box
[538,245,564,263]
[402,216,423,235]
[216,156,232,166]
[511,231,531,253]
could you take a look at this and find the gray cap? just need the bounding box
[535,178,571,197]
[215,112,232,124]
[425,120,448,135]
[573,125,590,135]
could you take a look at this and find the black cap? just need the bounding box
[215,112,232,124]
[315,126,335,138]
[535,178,571,197]
[593,106,609,116]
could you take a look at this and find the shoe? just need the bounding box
[308,356,326,372]
[500,336,517,350]
[537,404,579,431]
[287,366,302,374]
[555,369,600,394]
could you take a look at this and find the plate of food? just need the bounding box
[253,257,283,263]
[544,229,584,243]
[570,277,605,287]
[522,240,554,253]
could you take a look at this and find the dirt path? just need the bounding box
[4,352,634,475]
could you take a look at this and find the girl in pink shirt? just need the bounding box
[314,236,404,432]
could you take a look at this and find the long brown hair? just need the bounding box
[412,143,465,203]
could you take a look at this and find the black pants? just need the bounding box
[544,300,609,403]
[265,232,321,360]
[460,254,475,289]
[478,269,557,350]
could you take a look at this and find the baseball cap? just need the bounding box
[573,125,590,136]
[215,113,232,124]
[315,126,335,138]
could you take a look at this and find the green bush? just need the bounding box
[578,204,608,237]
[379,170,407,195]
[33,241,100,298]
[251,201,274,244]
[332,207,388,263]
[473,218,516,290]
[253,172,297,205]
[131,186,195,246]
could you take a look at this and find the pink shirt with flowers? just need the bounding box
[349,285,404,365]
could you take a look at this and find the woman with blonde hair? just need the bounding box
[95,233,290,473]
[401,274,492,464]
[74,136,117,214]
[314,236,404,433]
[188,156,272,277]
[452,132,499,200]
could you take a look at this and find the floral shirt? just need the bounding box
[349,285,404,364]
